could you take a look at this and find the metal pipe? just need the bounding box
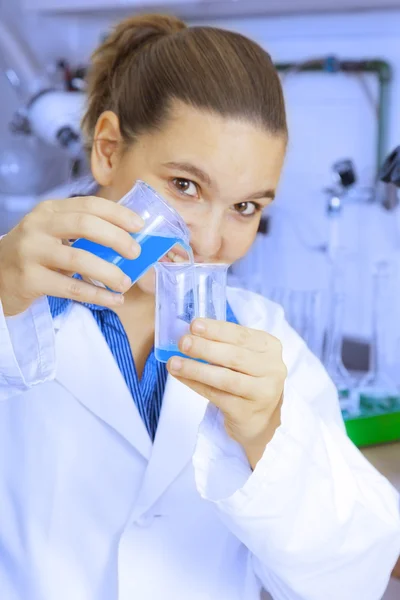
[0,20,51,101]
[275,57,392,177]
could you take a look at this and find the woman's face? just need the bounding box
[94,101,286,294]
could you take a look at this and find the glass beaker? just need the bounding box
[270,288,324,359]
[323,292,358,414]
[154,263,228,363]
[356,261,399,408]
[72,180,192,290]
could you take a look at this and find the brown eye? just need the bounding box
[172,178,197,197]
[234,201,259,216]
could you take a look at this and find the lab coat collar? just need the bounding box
[130,289,269,515]
[52,288,271,514]
[54,302,208,515]
[54,304,153,460]
[131,375,208,516]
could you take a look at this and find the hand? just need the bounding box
[392,556,400,579]
[0,196,143,317]
[167,319,287,469]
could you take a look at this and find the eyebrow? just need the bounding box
[162,161,213,186]
[247,189,276,202]
[162,160,275,202]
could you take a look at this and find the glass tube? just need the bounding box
[323,291,358,414]
[356,261,399,409]
[269,288,324,360]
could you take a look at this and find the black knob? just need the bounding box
[333,159,356,188]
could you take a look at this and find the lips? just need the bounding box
[158,246,214,264]
[159,249,189,263]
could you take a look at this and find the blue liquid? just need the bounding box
[155,345,207,364]
[72,233,187,289]
[155,346,189,363]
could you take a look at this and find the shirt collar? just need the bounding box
[48,273,238,323]
[48,295,238,324]
[47,295,107,320]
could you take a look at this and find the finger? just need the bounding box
[49,196,144,232]
[173,375,241,414]
[40,244,132,293]
[59,238,74,276]
[46,213,140,260]
[39,268,125,309]
[179,334,266,377]
[167,356,257,400]
[191,319,271,353]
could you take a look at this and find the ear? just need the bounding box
[90,111,123,187]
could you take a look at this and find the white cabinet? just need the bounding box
[22,0,400,15]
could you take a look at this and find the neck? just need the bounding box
[112,283,156,378]
[115,284,155,323]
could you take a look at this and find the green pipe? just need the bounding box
[274,58,392,178]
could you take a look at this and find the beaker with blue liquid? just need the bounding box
[72,180,192,290]
[155,263,228,362]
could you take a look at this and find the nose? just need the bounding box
[189,216,223,261]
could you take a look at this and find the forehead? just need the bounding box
[138,102,287,188]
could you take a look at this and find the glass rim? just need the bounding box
[137,180,188,230]
[119,179,190,242]
[155,262,230,269]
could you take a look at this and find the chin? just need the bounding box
[135,268,156,295]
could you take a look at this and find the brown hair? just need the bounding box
[82,14,287,151]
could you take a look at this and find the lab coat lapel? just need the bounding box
[132,288,271,513]
[54,304,152,460]
[133,374,208,515]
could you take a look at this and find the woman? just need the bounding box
[0,14,399,600]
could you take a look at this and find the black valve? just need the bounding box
[333,159,356,188]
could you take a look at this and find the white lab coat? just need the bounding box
[0,286,399,600]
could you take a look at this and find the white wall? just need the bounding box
[1,5,400,338]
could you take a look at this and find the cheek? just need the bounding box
[222,222,258,262]
[136,268,156,295]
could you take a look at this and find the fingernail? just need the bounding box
[113,294,124,304]
[131,243,140,257]
[131,215,144,229]
[192,320,206,334]
[181,336,192,352]
[122,275,131,290]
[170,357,183,372]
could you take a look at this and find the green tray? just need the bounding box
[343,396,400,447]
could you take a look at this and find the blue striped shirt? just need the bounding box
[48,296,238,440]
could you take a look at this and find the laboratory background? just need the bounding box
[1,0,400,597]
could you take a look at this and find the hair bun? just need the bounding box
[82,14,186,140]
[82,14,287,154]
[105,14,186,64]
